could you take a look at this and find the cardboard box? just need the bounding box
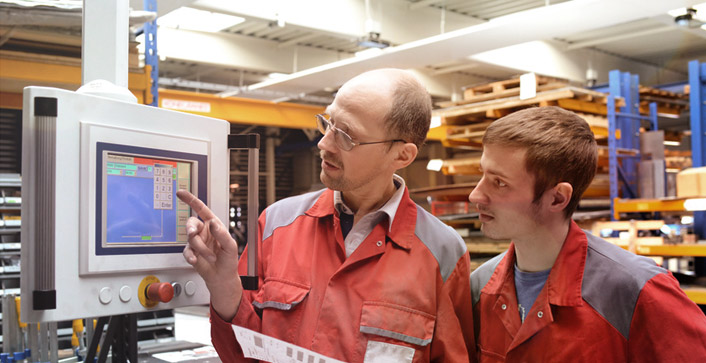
[676,166,706,198]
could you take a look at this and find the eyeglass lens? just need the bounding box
[317,115,354,150]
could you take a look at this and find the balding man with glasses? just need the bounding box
[177,69,476,363]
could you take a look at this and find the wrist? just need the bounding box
[208,278,243,322]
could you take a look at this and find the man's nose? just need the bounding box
[468,177,487,205]
[317,128,336,152]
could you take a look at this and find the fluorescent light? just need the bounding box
[157,7,245,33]
[427,159,443,172]
[430,115,442,128]
[268,72,288,79]
[663,140,680,146]
[681,215,694,225]
[660,225,673,235]
[354,48,383,58]
[684,198,706,211]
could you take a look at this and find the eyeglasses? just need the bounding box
[315,114,406,151]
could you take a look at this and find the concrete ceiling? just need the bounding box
[2,0,706,105]
[143,0,706,104]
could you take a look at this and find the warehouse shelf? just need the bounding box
[612,197,694,219]
[632,244,706,257]
[683,287,706,305]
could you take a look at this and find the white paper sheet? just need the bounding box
[232,325,347,363]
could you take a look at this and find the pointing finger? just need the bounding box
[209,220,239,255]
[177,189,217,222]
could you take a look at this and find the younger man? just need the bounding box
[469,106,706,361]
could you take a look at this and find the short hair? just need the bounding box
[482,106,598,218]
[383,73,432,149]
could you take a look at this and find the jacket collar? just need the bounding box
[305,187,415,251]
[484,220,587,307]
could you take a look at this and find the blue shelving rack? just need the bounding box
[689,60,706,239]
[606,70,658,220]
[143,0,158,107]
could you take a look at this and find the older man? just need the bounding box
[178,69,475,362]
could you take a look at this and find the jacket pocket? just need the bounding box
[252,278,310,310]
[359,301,436,347]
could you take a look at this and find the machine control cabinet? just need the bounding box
[20,86,229,322]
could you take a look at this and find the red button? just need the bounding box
[146,282,174,303]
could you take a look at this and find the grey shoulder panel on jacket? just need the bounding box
[582,231,667,340]
[262,189,326,241]
[470,251,506,306]
[414,205,468,282]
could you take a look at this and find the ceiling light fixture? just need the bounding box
[357,32,390,49]
[426,159,443,172]
[157,7,245,33]
[673,8,704,28]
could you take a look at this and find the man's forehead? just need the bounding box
[480,144,528,177]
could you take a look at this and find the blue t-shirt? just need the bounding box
[514,264,551,323]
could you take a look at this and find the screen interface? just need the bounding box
[102,152,192,248]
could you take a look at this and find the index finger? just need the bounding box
[177,189,217,221]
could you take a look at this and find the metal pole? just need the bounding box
[82,0,130,86]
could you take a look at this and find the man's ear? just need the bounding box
[393,143,418,169]
[548,182,573,212]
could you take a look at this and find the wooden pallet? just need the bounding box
[435,86,626,126]
[638,85,689,117]
[462,75,569,102]
[591,220,665,253]
[443,111,612,150]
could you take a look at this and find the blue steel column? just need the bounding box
[689,60,706,239]
[607,92,618,220]
[622,72,640,197]
[144,0,158,107]
[649,102,658,132]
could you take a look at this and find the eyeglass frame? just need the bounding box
[315,114,406,151]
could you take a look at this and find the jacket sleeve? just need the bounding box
[430,252,478,363]
[628,271,706,362]
[210,210,268,362]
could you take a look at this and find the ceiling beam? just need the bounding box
[246,0,703,94]
[430,63,479,75]
[566,26,675,50]
[409,0,444,11]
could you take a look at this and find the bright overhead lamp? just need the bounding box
[358,32,390,49]
[684,198,706,211]
[268,72,289,79]
[157,7,245,32]
[430,115,442,128]
[675,8,701,27]
[427,159,443,172]
[669,4,706,28]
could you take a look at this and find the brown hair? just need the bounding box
[384,73,432,149]
[483,106,597,218]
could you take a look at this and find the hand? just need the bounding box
[177,189,243,321]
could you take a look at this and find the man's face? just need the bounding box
[316,80,396,193]
[468,144,546,241]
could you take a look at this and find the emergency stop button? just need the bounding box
[147,282,174,303]
[138,275,174,308]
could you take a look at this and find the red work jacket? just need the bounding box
[471,221,706,362]
[211,188,476,362]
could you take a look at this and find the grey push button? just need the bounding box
[119,285,132,302]
[99,287,112,304]
[184,280,196,296]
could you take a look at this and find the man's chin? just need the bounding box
[480,225,506,241]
